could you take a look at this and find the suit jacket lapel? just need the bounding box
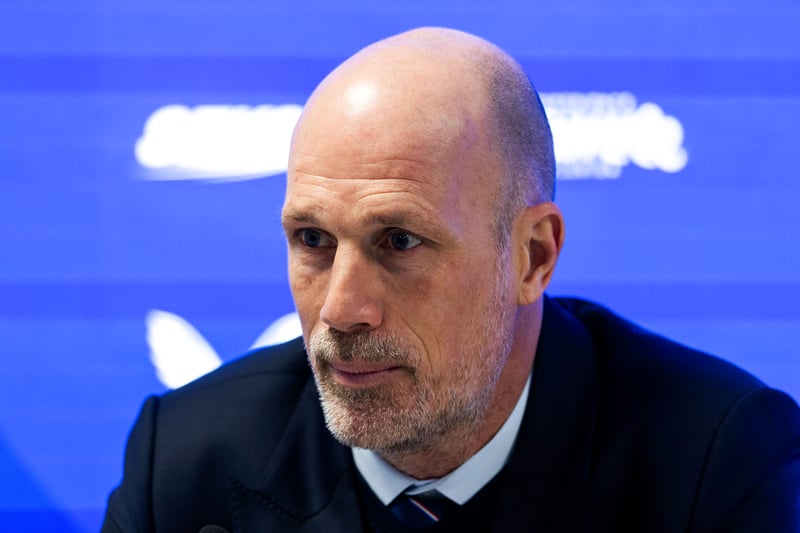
[229,377,365,533]
[493,297,598,532]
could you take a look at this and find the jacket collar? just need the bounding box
[229,377,364,533]
[492,296,598,531]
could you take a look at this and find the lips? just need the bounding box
[326,360,404,388]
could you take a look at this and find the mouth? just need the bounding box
[326,360,404,388]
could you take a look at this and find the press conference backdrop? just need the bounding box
[1,1,798,531]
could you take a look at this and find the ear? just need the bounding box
[513,202,565,306]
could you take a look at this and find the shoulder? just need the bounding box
[162,336,310,410]
[543,296,798,454]
[104,338,317,531]
[154,336,312,432]
[150,337,313,475]
[543,297,800,527]
[547,296,766,398]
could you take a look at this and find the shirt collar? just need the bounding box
[352,373,532,506]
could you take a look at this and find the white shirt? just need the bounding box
[352,374,532,505]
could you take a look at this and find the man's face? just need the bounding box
[282,81,518,454]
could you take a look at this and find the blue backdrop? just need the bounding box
[1,2,798,531]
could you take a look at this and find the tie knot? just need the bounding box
[389,490,458,530]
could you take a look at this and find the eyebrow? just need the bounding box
[281,210,319,227]
[364,210,437,229]
[281,208,440,233]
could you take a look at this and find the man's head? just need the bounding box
[281,27,564,476]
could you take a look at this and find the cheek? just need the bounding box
[395,268,484,369]
[288,264,325,321]
[438,261,501,334]
[288,253,324,294]
[433,257,494,311]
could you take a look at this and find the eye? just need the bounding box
[384,230,422,251]
[298,229,333,248]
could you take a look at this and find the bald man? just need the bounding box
[103,28,800,532]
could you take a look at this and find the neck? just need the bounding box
[378,422,491,479]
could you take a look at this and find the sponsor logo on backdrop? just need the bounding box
[542,92,687,179]
[136,104,303,181]
[135,92,687,182]
[148,310,301,388]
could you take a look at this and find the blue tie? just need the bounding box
[389,490,458,530]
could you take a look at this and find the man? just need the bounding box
[103,27,800,532]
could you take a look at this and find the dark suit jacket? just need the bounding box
[102,297,800,532]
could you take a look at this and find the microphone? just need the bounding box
[198,526,230,533]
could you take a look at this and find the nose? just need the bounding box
[319,247,383,333]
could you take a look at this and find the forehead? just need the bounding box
[285,110,495,223]
[283,156,466,241]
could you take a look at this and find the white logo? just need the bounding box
[135,104,303,181]
[542,92,688,179]
[147,310,302,389]
[135,93,687,181]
